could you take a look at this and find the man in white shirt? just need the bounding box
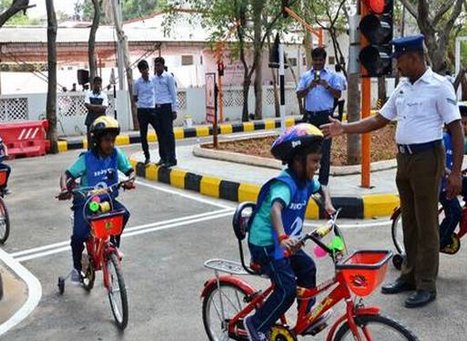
[153,57,178,168]
[321,35,464,308]
[84,76,108,149]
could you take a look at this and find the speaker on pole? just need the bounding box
[77,69,89,85]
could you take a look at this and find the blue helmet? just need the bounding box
[271,123,323,162]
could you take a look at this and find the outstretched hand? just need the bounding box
[320,116,344,138]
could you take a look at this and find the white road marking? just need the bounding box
[0,248,42,336]
[11,209,232,258]
[135,179,234,209]
[15,210,234,262]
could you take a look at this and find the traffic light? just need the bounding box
[359,0,393,77]
[269,34,288,69]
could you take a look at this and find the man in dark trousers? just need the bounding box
[153,57,178,167]
[321,35,464,308]
[84,76,108,149]
[134,60,156,165]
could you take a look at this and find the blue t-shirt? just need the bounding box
[249,170,320,247]
[67,147,133,188]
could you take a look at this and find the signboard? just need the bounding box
[205,73,217,124]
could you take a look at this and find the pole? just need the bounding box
[112,0,125,90]
[279,40,286,132]
[360,1,371,188]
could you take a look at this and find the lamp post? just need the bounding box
[110,68,117,119]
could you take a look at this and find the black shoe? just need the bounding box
[164,161,177,168]
[381,279,416,294]
[405,290,436,308]
[156,159,166,166]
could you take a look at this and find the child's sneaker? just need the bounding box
[70,268,82,285]
[244,316,268,341]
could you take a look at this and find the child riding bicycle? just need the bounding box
[0,136,11,195]
[244,123,335,341]
[59,116,135,284]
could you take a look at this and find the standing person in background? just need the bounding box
[333,64,347,121]
[84,76,108,149]
[134,60,156,165]
[153,57,178,168]
[296,47,343,198]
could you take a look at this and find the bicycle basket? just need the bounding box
[0,170,7,187]
[336,250,392,297]
[89,210,125,239]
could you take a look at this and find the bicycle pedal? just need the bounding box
[303,309,334,336]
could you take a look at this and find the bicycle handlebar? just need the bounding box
[56,177,135,201]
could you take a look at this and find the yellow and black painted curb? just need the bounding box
[131,159,400,219]
[56,117,300,153]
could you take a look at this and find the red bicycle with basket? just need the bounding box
[0,169,10,244]
[57,181,130,330]
[201,203,418,340]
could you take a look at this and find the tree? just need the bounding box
[0,0,34,27]
[89,0,102,81]
[400,0,465,74]
[46,0,58,153]
[78,0,162,23]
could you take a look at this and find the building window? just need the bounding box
[181,55,194,65]
[288,58,297,67]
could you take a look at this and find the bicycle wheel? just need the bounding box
[106,252,128,330]
[0,198,10,244]
[391,209,404,255]
[202,281,253,341]
[334,314,418,340]
[81,253,95,292]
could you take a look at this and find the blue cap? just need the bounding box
[391,34,425,59]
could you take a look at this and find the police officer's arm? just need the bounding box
[321,114,390,138]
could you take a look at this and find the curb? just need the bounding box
[56,116,300,152]
[131,159,400,219]
[0,249,42,336]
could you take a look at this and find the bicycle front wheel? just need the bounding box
[202,281,252,341]
[391,209,404,255]
[106,252,128,330]
[334,314,418,340]
[0,197,10,244]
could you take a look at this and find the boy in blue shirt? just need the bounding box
[59,116,135,284]
[244,123,335,340]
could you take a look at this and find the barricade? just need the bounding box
[0,120,50,158]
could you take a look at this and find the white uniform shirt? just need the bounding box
[380,68,461,145]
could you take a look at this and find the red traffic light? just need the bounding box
[363,0,385,14]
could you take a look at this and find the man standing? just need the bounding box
[333,64,347,121]
[321,35,464,308]
[134,60,156,165]
[153,57,178,168]
[84,76,108,149]
[296,47,343,191]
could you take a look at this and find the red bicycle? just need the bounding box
[0,169,10,244]
[57,181,131,330]
[201,203,418,340]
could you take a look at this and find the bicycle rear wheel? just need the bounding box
[0,197,10,244]
[202,281,253,341]
[334,314,418,340]
[106,252,128,330]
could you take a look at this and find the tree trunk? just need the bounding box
[45,0,58,153]
[88,0,100,80]
[0,0,33,27]
[271,68,280,118]
[346,72,361,165]
[252,0,263,120]
[242,73,251,122]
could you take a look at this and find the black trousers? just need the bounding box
[137,108,157,160]
[155,104,176,163]
[307,110,333,186]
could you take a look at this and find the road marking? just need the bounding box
[11,209,232,258]
[223,131,275,139]
[0,248,42,336]
[14,210,234,262]
[135,179,234,209]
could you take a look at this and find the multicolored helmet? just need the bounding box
[271,123,323,162]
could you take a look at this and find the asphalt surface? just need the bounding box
[1,139,467,341]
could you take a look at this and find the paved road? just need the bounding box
[1,141,467,340]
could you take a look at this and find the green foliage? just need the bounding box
[0,0,40,25]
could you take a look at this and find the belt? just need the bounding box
[397,140,442,155]
[155,103,171,108]
[307,109,334,115]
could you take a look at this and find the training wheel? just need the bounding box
[58,276,65,295]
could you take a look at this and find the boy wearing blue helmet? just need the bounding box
[244,123,335,341]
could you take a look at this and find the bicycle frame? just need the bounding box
[85,235,119,289]
[204,268,380,340]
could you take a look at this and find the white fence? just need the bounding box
[0,86,301,136]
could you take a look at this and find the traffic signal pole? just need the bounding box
[360,1,371,188]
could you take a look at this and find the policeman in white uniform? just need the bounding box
[320,34,464,308]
